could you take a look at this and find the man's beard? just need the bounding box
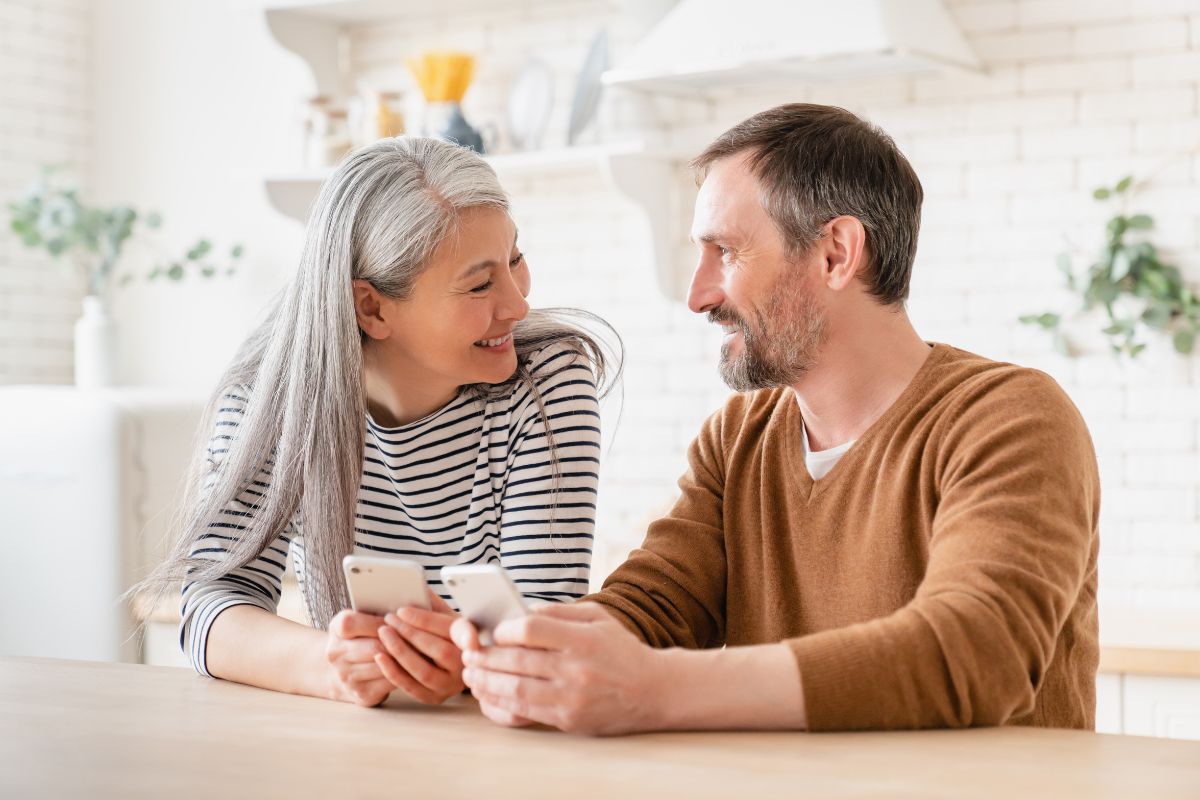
[709,268,828,392]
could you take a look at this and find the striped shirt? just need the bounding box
[180,343,601,676]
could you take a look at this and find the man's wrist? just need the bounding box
[636,643,807,732]
[640,646,689,731]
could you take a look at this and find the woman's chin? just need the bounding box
[470,351,518,385]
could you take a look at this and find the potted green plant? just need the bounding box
[7,166,244,386]
[1021,175,1198,358]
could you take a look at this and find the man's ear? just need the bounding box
[352,279,391,340]
[820,215,868,292]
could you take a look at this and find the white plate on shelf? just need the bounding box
[567,30,608,146]
[507,58,555,151]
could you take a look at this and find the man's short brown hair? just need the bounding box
[691,103,923,306]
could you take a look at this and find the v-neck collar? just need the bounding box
[782,342,951,501]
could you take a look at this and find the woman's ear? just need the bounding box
[820,215,868,292]
[352,279,391,340]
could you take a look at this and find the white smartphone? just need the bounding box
[440,564,527,646]
[342,554,430,616]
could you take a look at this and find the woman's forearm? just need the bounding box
[203,605,332,699]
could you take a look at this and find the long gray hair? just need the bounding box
[137,137,618,630]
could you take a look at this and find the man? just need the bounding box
[448,103,1100,734]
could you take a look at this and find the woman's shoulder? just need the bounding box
[526,340,594,377]
[212,383,253,419]
[524,342,600,397]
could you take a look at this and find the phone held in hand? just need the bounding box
[440,564,527,646]
[342,554,430,617]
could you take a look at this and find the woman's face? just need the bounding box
[358,206,531,399]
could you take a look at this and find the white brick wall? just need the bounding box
[7,0,1199,613]
[344,0,1200,610]
[0,0,92,385]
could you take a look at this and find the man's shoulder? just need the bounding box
[930,344,1073,411]
[923,344,1086,440]
[697,387,794,451]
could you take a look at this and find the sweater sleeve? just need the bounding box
[586,406,728,649]
[788,370,1100,730]
[499,345,601,603]
[179,388,295,677]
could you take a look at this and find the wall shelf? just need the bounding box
[263,141,695,300]
[262,1,696,300]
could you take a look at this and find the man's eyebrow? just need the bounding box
[690,231,725,245]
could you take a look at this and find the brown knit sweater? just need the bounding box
[590,343,1100,731]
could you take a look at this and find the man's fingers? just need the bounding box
[464,644,559,679]
[477,698,537,728]
[463,666,558,709]
[531,601,612,623]
[330,609,387,639]
[450,618,481,652]
[492,613,585,650]
[468,681,557,728]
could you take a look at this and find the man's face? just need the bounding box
[687,153,828,391]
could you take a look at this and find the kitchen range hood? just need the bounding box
[602,0,981,92]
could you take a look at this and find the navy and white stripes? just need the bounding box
[179,343,601,676]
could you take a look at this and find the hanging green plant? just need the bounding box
[1020,175,1198,358]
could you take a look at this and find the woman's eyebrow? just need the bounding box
[457,260,497,281]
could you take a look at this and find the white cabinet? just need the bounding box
[1123,676,1200,741]
[1095,673,1123,735]
[0,387,203,663]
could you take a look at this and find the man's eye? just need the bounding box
[471,280,493,293]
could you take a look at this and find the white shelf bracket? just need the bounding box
[604,153,693,302]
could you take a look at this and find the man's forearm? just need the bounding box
[649,642,807,731]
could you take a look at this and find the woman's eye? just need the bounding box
[510,252,525,268]
[470,280,493,294]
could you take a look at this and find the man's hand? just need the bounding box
[451,602,665,735]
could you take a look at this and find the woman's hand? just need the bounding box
[324,609,396,707]
[376,590,466,705]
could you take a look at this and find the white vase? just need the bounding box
[74,295,117,387]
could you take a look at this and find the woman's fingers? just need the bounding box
[340,660,387,683]
[348,676,395,707]
[427,588,454,614]
[377,625,457,697]
[373,653,438,704]
[385,614,461,671]
[336,636,386,663]
[329,609,386,639]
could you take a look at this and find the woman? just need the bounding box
[140,137,616,707]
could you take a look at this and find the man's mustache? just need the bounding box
[707,305,747,329]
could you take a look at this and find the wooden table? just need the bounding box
[3,657,1199,799]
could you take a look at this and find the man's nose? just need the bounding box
[687,255,723,315]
